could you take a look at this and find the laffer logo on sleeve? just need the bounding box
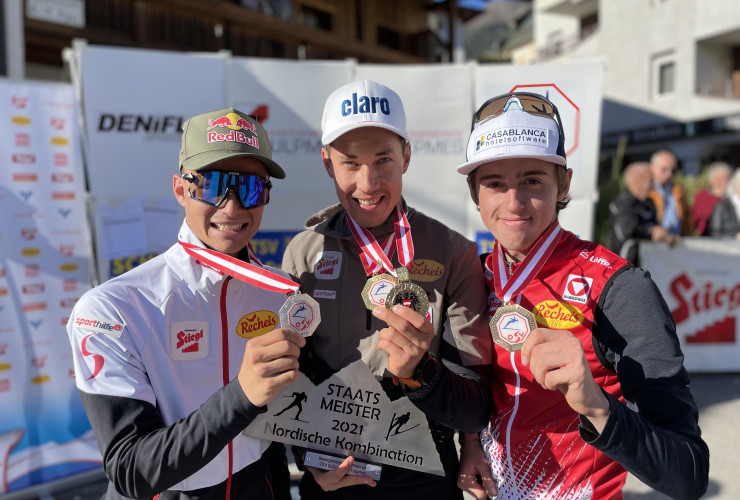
[74,313,125,337]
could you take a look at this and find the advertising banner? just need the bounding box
[640,238,740,372]
[0,79,99,494]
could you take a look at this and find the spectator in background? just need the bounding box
[708,167,740,239]
[693,161,732,235]
[608,161,679,265]
[648,149,693,236]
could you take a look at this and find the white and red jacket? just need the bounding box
[481,228,708,500]
[66,221,288,499]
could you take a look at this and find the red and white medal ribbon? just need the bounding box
[347,204,414,277]
[485,222,562,304]
[179,240,300,294]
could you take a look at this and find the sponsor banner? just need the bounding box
[640,238,740,372]
[228,58,350,232]
[244,359,444,476]
[0,80,97,494]
[73,45,226,200]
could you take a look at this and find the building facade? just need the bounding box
[531,0,740,175]
[3,0,479,81]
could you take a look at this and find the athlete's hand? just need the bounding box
[521,328,610,432]
[307,456,377,491]
[457,433,498,500]
[374,304,434,379]
[238,328,305,407]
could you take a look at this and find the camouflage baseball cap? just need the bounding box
[179,107,286,179]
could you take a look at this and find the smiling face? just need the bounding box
[173,156,268,256]
[471,158,571,261]
[323,127,410,229]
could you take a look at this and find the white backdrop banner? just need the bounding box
[0,78,99,494]
[640,237,740,372]
[70,45,605,278]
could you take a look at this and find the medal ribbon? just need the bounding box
[347,204,414,277]
[179,240,299,295]
[485,222,562,304]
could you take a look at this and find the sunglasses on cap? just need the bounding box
[181,170,272,210]
[472,92,566,158]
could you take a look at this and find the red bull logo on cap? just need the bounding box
[207,112,257,134]
[206,112,259,148]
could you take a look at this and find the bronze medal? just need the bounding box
[489,303,537,352]
[361,273,398,310]
[384,267,429,316]
[279,293,321,337]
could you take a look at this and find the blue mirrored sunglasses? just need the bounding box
[181,170,272,210]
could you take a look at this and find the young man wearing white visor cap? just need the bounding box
[455,92,709,500]
[282,80,494,499]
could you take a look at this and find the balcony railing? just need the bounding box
[535,24,598,62]
[696,73,740,99]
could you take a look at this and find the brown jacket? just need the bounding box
[649,183,693,235]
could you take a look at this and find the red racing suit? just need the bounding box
[482,230,629,499]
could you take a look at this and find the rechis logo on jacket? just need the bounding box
[171,321,209,361]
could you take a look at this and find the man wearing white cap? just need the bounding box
[455,92,709,500]
[282,80,493,499]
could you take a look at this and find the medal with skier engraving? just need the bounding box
[485,223,563,352]
[489,303,537,352]
[280,293,320,337]
[179,241,320,338]
[385,267,429,316]
[362,273,398,309]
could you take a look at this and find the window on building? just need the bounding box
[377,26,400,50]
[653,53,676,99]
[300,6,331,31]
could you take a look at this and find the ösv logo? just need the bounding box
[341,92,391,117]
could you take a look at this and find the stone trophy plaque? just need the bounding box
[243,360,444,478]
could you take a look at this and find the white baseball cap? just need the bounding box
[456,96,566,175]
[321,80,410,145]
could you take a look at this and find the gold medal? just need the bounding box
[279,293,321,337]
[361,273,398,310]
[489,303,537,352]
[384,267,429,316]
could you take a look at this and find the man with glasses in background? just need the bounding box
[649,148,693,236]
[454,93,709,500]
[66,108,304,499]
